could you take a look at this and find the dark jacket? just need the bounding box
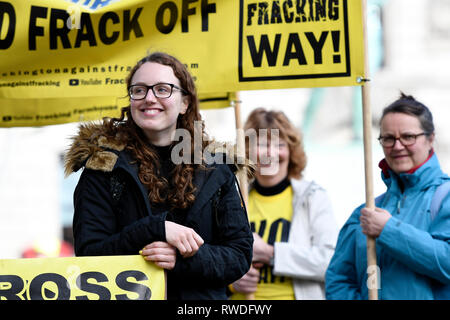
[65,123,253,300]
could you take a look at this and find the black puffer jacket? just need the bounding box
[65,123,253,300]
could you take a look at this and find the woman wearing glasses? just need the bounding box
[325,93,450,299]
[65,52,253,300]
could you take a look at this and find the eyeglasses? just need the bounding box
[378,133,427,147]
[128,83,187,100]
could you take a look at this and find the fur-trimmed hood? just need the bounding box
[64,122,254,178]
[64,122,126,177]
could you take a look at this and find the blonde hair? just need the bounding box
[244,108,307,179]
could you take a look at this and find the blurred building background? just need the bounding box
[0,0,449,259]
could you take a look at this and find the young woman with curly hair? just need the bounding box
[65,52,253,300]
[230,108,338,300]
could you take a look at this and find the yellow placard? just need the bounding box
[0,255,165,300]
[0,0,365,127]
[239,0,362,85]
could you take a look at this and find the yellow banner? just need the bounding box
[0,0,365,126]
[0,255,165,300]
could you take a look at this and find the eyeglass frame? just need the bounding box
[128,82,187,100]
[377,132,428,147]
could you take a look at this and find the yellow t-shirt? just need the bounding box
[231,185,295,300]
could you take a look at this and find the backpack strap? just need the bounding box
[374,181,448,223]
[430,181,450,221]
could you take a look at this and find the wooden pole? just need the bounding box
[362,84,378,301]
[233,92,249,205]
[233,92,253,300]
[361,0,378,300]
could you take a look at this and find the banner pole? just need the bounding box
[362,83,378,300]
[361,0,378,300]
[233,91,249,207]
[232,92,253,300]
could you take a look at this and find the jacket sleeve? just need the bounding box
[73,169,166,256]
[273,188,339,282]
[170,170,253,286]
[325,208,364,300]
[377,194,450,284]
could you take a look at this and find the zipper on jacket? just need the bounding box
[396,195,407,214]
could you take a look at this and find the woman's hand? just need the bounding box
[252,233,274,265]
[231,265,260,294]
[165,221,204,258]
[141,241,177,270]
[360,207,392,238]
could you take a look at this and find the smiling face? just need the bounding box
[130,62,189,146]
[380,112,434,174]
[254,136,290,186]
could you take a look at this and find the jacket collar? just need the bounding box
[65,123,243,218]
[380,152,444,192]
[65,122,248,218]
[65,122,254,177]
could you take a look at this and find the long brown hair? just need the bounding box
[103,52,209,209]
[244,108,307,179]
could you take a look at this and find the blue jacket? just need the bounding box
[325,153,450,299]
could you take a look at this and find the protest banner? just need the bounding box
[0,255,165,300]
[0,0,365,127]
[1,0,378,300]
